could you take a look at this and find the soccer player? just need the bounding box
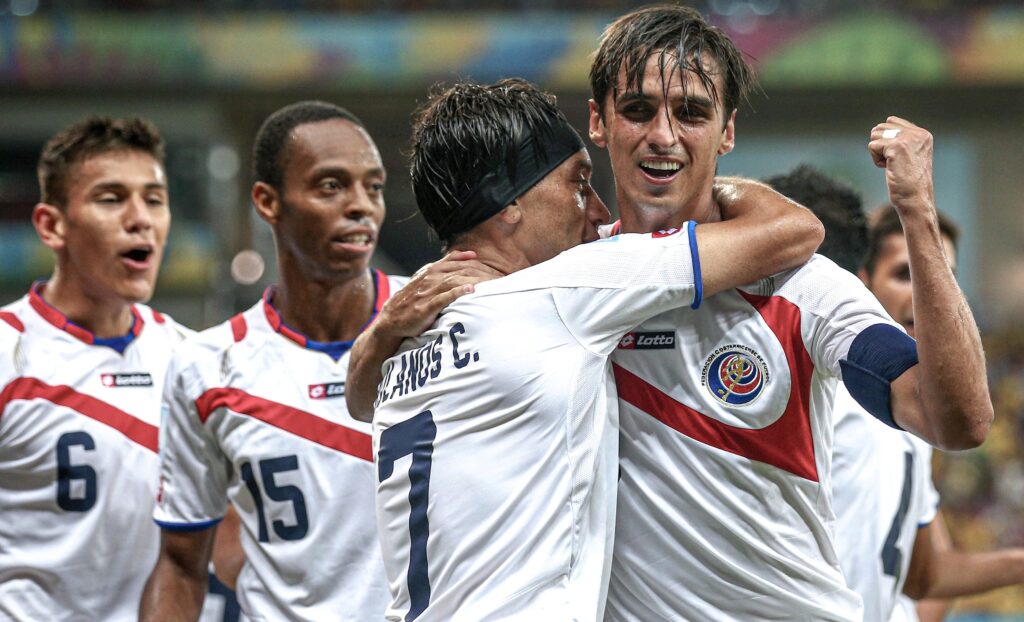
[346,78,823,621]
[140,101,416,620]
[0,117,189,620]
[587,6,993,620]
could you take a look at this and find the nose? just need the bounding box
[587,190,611,228]
[646,107,677,151]
[343,183,379,222]
[123,194,153,233]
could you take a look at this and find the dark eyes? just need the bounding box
[618,103,709,123]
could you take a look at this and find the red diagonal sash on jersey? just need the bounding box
[0,377,158,452]
[195,388,372,462]
[613,292,818,482]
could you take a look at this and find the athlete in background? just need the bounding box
[141,101,401,621]
[586,5,992,620]
[0,117,190,620]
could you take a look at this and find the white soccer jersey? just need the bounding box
[154,269,403,621]
[888,594,920,622]
[832,384,939,622]
[607,254,909,621]
[372,226,701,622]
[0,282,189,621]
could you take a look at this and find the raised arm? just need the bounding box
[347,251,501,422]
[869,117,992,449]
[139,527,216,622]
[695,177,824,297]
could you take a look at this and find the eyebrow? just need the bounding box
[309,165,386,180]
[90,181,167,192]
[615,91,714,109]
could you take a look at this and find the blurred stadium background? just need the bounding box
[1,0,1021,618]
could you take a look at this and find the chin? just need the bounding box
[118,280,157,304]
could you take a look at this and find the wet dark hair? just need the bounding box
[864,204,960,276]
[37,116,164,208]
[764,164,867,274]
[253,100,363,191]
[410,78,577,248]
[589,3,755,122]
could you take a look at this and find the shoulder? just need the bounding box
[756,254,887,318]
[0,299,28,377]
[136,305,197,343]
[166,313,248,391]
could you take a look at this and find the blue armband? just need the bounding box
[838,323,918,429]
[686,220,702,310]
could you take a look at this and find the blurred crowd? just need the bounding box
[16,0,1024,16]
[936,328,1024,614]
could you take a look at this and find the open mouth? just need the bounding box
[121,246,154,267]
[639,159,682,180]
[338,233,372,245]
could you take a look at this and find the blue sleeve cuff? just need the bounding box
[687,220,702,310]
[839,323,918,429]
[154,517,223,532]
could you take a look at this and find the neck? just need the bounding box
[42,266,135,338]
[458,228,532,277]
[273,255,376,343]
[618,192,722,234]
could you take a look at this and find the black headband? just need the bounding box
[434,117,585,241]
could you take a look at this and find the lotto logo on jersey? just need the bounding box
[700,344,770,406]
[618,331,676,350]
[651,227,680,238]
[309,382,346,400]
[100,373,153,387]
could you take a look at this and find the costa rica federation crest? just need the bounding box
[701,344,770,406]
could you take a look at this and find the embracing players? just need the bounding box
[587,6,992,620]
[346,78,823,620]
[0,117,190,620]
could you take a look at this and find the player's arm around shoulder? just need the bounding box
[870,118,992,449]
[347,251,500,422]
[696,177,823,297]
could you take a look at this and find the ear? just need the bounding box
[251,182,281,225]
[588,100,607,149]
[32,203,66,252]
[857,267,870,286]
[499,201,523,226]
[717,110,736,156]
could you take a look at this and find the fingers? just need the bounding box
[867,117,927,169]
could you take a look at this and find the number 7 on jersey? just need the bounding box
[378,410,436,621]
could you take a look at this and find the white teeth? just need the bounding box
[640,160,681,171]
[341,234,370,244]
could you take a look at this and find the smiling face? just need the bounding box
[54,149,170,304]
[266,118,386,282]
[862,232,957,338]
[515,149,611,266]
[589,52,735,231]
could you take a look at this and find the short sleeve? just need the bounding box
[153,351,230,530]
[775,256,906,379]
[544,223,699,355]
